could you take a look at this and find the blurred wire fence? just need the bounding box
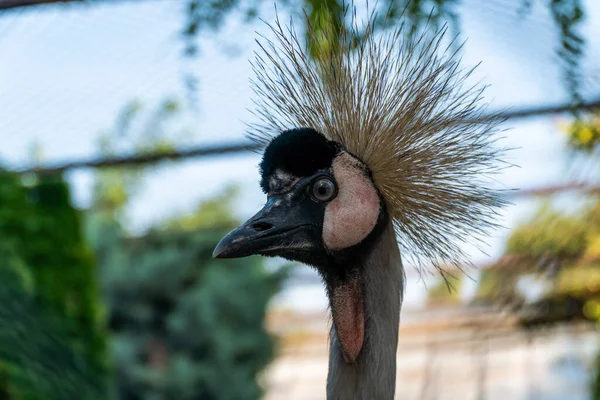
[1,0,600,399]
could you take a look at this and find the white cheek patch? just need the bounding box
[323,152,380,250]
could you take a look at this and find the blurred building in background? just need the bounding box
[1,0,600,399]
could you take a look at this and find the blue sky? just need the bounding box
[2,0,600,307]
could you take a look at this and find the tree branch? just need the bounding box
[506,182,600,198]
[13,141,261,174]
[0,0,82,10]
[489,98,600,120]
[0,0,149,11]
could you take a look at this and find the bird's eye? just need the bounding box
[310,177,337,203]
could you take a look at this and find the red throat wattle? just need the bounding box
[331,274,365,363]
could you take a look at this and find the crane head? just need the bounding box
[213,127,389,363]
[213,127,386,266]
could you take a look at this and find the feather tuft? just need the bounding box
[246,4,510,275]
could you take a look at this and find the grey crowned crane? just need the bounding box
[213,7,506,400]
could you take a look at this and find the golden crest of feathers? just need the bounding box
[246,6,508,272]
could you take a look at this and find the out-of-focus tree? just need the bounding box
[473,267,526,307]
[0,256,109,400]
[91,98,188,217]
[478,197,600,394]
[84,100,287,399]
[178,0,587,99]
[560,108,600,156]
[182,0,272,57]
[4,0,588,98]
[0,172,109,399]
[426,273,463,305]
[479,201,598,313]
[506,202,588,264]
[157,185,241,232]
[101,198,285,400]
[474,203,589,310]
[561,109,600,399]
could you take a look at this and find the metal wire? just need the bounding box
[10,97,600,175]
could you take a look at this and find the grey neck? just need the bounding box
[326,219,404,400]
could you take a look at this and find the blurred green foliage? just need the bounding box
[465,202,597,307]
[157,185,241,233]
[563,112,600,152]
[0,172,109,399]
[473,267,525,306]
[481,198,600,395]
[506,203,589,262]
[426,273,463,304]
[87,184,286,399]
[83,100,287,399]
[93,98,190,215]
[102,228,284,399]
[180,0,586,98]
[483,201,600,307]
[556,109,600,399]
[182,0,270,57]
[0,262,108,400]
[0,97,287,399]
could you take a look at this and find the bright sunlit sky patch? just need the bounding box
[2,0,600,309]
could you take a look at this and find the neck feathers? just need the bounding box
[326,219,404,400]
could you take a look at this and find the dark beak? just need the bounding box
[212,196,318,259]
